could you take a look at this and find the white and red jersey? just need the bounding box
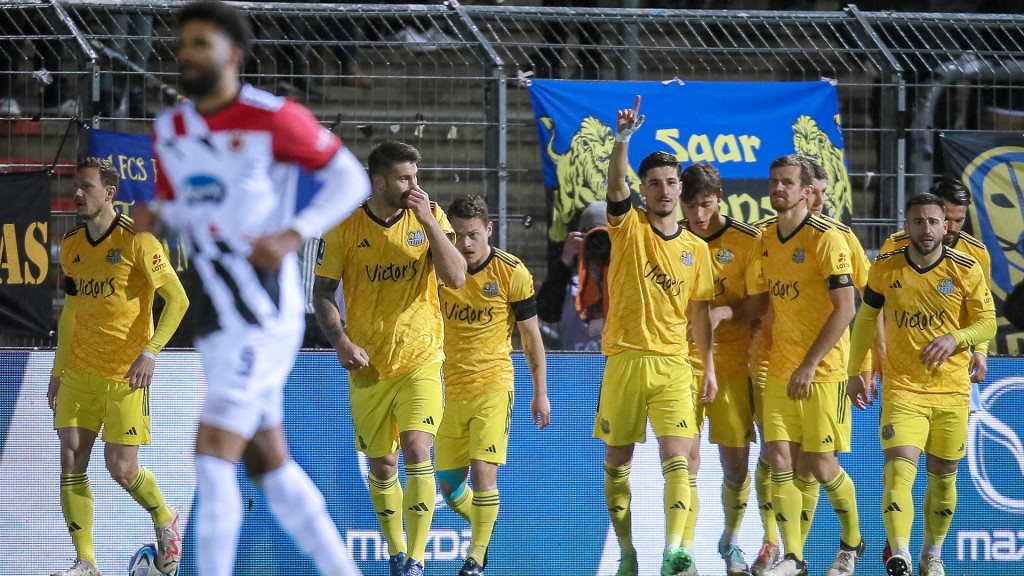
[152,84,368,336]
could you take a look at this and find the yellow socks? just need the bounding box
[60,473,96,566]
[756,458,778,545]
[722,474,751,542]
[446,483,473,523]
[368,472,407,556]
[923,470,957,558]
[662,457,690,549]
[604,462,634,553]
[823,468,862,547]
[794,475,819,547]
[404,461,436,563]
[682,473,699,549]
[468,490,499,564]
[771,470,803,560]
[882,457,917,556]
[125,467,173,526]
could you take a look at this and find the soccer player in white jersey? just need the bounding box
[134,2,369,575]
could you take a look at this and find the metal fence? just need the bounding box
[2,1,1023,347]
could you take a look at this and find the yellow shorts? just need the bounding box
[350,361,444,458]
[880,400,967,461]
[53,368,150,445]
[704,375,757,448]
[750,361,768,428]
[435,390,513,469]
[594,350,696,445]
[763,376,851,453]
[691,368,707,434]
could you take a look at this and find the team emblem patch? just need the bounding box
[937,278,955,294]
[681,251,694,266]
[881,423,895,440]
[792,248,806,263]
[408,230,425,247]
[482,281,499,297]
[601,419,611,434]
[715,249,733,264]
[228,130,244,151]
[106,249,121,264]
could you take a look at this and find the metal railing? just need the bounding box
[2,1,1023,347]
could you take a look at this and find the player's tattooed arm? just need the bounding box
[311,275,345,346]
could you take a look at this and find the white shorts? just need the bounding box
[197,322,303,439]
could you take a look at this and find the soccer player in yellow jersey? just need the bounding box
[756,155,863,576]
[313,140,466,576]
[848,193,996,576]
[679,162,767,576]
[48,158,189,576]
[434,194,551,576]
[879,178,992,384]
[595,96,717,576]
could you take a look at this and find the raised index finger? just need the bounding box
[632,95,641,116]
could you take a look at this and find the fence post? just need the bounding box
[50,0,99,127]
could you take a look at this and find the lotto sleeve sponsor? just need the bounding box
[964,260,996,322]
[137,232,177,290]
[816,227,853,277]
[509,262,536,303]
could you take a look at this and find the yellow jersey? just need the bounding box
[683,216,765,378]
[60,215,178,381]
[749,216,777,371]
[864,246,995,407]
[756,213,855,382]
[603,207,714,357]
[316,202,454,382]
[439,247,536,401]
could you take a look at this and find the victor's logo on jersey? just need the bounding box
[365,261,419,283]
[407,230,425,247]
[643,261,684,296]
[937,278,955,294]
[769,279,800,300]
[183,174,227,205]
[792,248,806,263]
[77,277,115,298]
[714,248,733,264]
[680,251,694,266]
[482,281,499,297]
[892,308,947,330]
[444,301,495,325]
[106,249,121,265]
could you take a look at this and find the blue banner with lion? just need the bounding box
[527,80,849,243]
[940,131,1024,354]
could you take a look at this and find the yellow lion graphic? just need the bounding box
[541,116,640,242]
[792,114,852,221]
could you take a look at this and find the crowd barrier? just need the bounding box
[1,350,1022,575]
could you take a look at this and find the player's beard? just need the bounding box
[910,236,941,257]
[179,64,222,98]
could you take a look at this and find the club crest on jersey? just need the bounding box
[184,174,227,205]
[407,230,425,247]
[228,130,244,152]
[792,248,806,263]
[937,278,955,294]
[482,281,499,297]
[715,249,733,264]
[106,249,121,264]
[681,251,694,266]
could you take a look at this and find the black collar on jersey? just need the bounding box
[468,247,495,276]
[777,211,810,244]
[362,202,406,228]
[690,215,732,243]
[86,214,123,247]
[903,244,946,275]
[649,219,682,241]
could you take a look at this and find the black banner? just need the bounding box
[0,172,52,338]
[940,131,1024,354]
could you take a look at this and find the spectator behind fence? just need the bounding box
[536,200,608,351]
[529,0,601,81]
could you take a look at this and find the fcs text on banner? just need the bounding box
[0,172,51,337]
[527,80,851,242]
